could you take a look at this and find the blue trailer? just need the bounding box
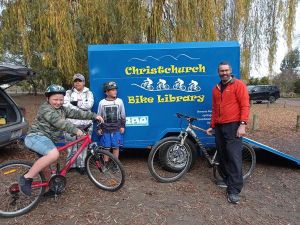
[88,41,300,166]
[88,41,240,148]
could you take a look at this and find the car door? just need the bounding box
[0,64,36,147]
[250,86,260,100]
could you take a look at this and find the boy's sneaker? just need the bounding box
[77,167,86,175]
[101,163,109,173]
[215,180,227,188]
[19,175,33,196]
[227,193,240,204]
[111,163,119,173]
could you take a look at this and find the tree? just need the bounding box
[248,77,260,85]
[280,48,300,72]
[0,0,298,87]
[273,48,300,94]
[247,76,269,85]
[260,76,270,85]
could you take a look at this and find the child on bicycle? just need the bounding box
[97,81,126,168]
[19,84,103,196]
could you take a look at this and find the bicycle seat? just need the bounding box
[176,113,198,122]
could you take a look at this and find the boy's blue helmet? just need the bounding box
[45,84,66,97]
[103,81,118,92]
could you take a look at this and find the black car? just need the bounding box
[0,63,36,148]
[247,85,280,103]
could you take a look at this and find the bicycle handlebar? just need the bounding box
[176,112,198,122]
[78,120,102,134]
[176,112,213,135]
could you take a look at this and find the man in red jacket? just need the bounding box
[206,61,250,204]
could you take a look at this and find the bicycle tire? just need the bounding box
[85,148,125,192]
[0,160,46,218]
[148,137,192,183]
[185,138,197,170]
[213,142,256,181]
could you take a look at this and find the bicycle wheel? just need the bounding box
[213,142,256,181]
[148,137,192,183]
[0,160,45,218]
[85,148,125,192]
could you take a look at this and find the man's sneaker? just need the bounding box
[215,180,227,188]
[227,193,240,204]
[19,175,33,196]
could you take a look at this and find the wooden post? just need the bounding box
[250,100,253,107]
[267,102,270,108]
[297,115,300,132]
[284,101,286,108]
[252,114,258,131]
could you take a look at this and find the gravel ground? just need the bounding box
[0,95,299,225]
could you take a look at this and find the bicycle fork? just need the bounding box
[184,126,219,167]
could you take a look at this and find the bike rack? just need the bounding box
[242,137,300,166]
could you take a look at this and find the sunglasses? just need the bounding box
[74,79,83,82]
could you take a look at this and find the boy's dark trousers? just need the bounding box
[215,122,243,194]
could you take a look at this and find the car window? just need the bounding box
[253,86,263,91]
[247,85,255,91]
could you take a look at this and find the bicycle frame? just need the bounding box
[178,122,218,166]
[31,134,92,189]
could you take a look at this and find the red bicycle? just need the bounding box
[0,123,125,217]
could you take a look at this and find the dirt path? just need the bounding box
[0,147,299,225]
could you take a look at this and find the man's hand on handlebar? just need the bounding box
[206,127,214,136]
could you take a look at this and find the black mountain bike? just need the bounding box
[148,113,256,183]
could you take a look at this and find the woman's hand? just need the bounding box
[76,129,84,136]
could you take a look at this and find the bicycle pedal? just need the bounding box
[43,190,56,198]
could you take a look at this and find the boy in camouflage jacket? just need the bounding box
[19,84,103,196]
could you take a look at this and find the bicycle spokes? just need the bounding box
[0,161,45,217]
[85,149,125,191]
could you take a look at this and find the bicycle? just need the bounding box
[0,123,125,217]
[148,113,256,183]
[173,82,186,91]
[187,83,200,92]
[141,81,154,90]
[157,82,170,90]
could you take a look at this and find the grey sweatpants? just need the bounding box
[65,126,92,168]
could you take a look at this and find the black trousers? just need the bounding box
[215,122,243,194]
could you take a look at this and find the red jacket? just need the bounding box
[210,77,250,128]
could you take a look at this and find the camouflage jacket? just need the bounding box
[29,101,96,142]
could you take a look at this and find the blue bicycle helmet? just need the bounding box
[45,84,66,97]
